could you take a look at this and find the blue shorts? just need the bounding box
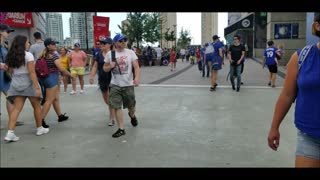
[212,56,222,70]
[39,73,59,88]
[295,130,320,160]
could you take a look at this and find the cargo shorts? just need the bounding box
[109,84,136,109]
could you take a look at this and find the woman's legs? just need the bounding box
[8,96,26,130]
[28,96,42,128]
[41,86,59,121]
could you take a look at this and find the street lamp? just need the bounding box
[173,24,177,47]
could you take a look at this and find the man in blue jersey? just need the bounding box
[262,40,278,87]
[211,35,224,91]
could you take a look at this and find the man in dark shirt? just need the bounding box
[227,35,245,92]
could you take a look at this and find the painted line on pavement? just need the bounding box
[80,84,283,89]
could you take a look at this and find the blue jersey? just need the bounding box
[264,46,278,65]
[0,46,10,92]
[213,41,223,57]
[295,44,320,138]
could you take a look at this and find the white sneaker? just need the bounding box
[4,132,20,142]
[108,120,115,126]
[36,126,49,136]
[70,90,76,95]
[80,90,84,94]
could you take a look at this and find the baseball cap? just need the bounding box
[212,35,220,40]
[0,24,15,33]
[113,33,127,42]
[44,38,59,46]
[74,42,80,47]
[99,37,113,44]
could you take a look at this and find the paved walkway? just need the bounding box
[1,59,296,167]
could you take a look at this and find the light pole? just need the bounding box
[84,13,89,51]
[173,24,177,48]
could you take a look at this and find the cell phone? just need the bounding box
[111,50,116,62]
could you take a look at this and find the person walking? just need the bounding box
[38,38,72,127]
[103,34,140,138]
[262,40,278,88]
[267,14,320,167]
[4,35,48,142]
[227,35,245,92]
[89,37,116,126]
[69,42,87,95]
[0,24,14,123]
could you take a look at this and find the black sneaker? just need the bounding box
[268,81,271,86]
[58,113,69,122]
[232,85,235,90]
[210,86,215,91]
[42,120,49,128]
[236,87,240,92]
[214,83,218,88]
[112,128,126,138]
[128,113,138,127]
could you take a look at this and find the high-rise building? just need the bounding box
[201,13,218,45]
[70,12,95,50]
[160,13,177,48]
[46,13,63,46]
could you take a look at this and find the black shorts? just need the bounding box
[268,65,278,73]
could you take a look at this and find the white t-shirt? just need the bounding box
[155,47,163,58]
[13,51,34,75]
[104,48,138,87]
[180,49,186,55]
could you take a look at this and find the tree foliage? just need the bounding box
[177,28,192,49]
[118,12,161,48]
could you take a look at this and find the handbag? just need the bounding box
[3,70,12,82]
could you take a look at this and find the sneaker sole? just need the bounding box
[4,137,19,142]
[36,129,50,136]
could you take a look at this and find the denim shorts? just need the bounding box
[295,130,320,160]
[39,73,59,88]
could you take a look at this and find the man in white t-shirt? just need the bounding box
[180,48,186,62]
[103,34,140,138]
[155,45,163,63]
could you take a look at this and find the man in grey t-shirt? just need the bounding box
[29,32,45,60]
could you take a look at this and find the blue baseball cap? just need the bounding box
[113,33,127,42]
[74,42,80,47]
[99,37,113,44]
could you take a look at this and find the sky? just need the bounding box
[61,12,228,45]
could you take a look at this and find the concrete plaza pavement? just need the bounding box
[0,59,297,167]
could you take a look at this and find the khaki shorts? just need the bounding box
[109,85,136,109]
[70,67,85,75]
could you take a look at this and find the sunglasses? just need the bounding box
[101,42,112,45]
[118,40,127,43]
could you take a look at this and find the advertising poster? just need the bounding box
[93,16,110,47]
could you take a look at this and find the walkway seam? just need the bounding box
[148,64,194,84]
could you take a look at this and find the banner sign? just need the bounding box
[2,12,34,28]
[274,23,299,39]
[93,16,110,47]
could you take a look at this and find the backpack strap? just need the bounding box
[298,44,313,71]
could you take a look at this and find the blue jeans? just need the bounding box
[296,130,320,160]
[202,61,210,77]
[230,64,242,88]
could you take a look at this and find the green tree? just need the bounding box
[177,28,192,49]
[118,12,162,48]
[143,13,161,44]
[118,12,147,48]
